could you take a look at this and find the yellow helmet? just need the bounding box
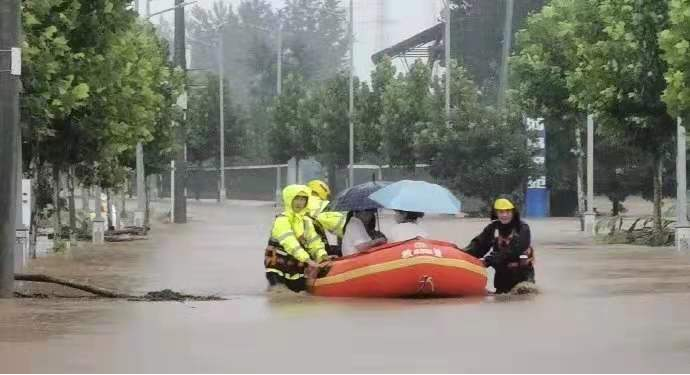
[307,179,331,201]
[493,198,515,210]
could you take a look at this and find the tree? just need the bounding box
[380,61,434,170]
[355,57,396,165]
[22,0,181,237]
[187,0,351,164]
[565,0,675,230]
[281,0,349,82]
[449,0,545,104]
[313,73,351,189]
[510,0,601,215]
[186,72,244,166]
[188,1,276,163]
[22,0,135,237]
[269,73,318,164]
[660,0,690,118]
[418,63,533,211]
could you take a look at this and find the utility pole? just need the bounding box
[676,117,690,251]
[348,0,355,187]
[173,0,188,223]
[277,25,283,96]
[444,0,451,126]
[584,114,595,235]
[218,27,226,204]
[0,0,20,297]
[497,0,514,110]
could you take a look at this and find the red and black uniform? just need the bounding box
[464,219,536,294]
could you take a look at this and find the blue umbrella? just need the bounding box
[330,181,391,211]
[368,180,462,214]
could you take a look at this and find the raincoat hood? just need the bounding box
[307,194,330,217]
[282,184,311,216]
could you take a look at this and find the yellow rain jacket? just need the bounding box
[270,185,328,264]
[307,195,346,239]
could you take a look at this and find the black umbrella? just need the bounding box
[330,181,391,212]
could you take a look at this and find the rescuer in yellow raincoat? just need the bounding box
[264,184,330,292]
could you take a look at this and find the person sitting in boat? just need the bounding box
[264,184,330,292]
[463,197,535,294]
[341,209,387,256]
[387,210,429,243]
[306,179,346,257]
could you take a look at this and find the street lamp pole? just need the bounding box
[218,27,226,204]
[277,24,283,95]
[173,0,188,224]
[584,114,595,234]
[146,0,198,19]
[348,0,355,187]
[676,117,690,251]
[498,0,514,110]
[444,0,451,126]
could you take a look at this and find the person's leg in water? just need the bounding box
[265,272,307,292]
[493,265,535,294]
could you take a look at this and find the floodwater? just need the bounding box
[1,200,690,373]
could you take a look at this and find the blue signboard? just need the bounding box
[525,117,549,217]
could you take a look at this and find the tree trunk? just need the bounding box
[295,157,300,184]
[14,273,133,298]
[653,154,663,232]
[68,166,76,243]
[106,190,114,230]
[327,163,337,196]
[120,189,126,227]
[576,125,585,215]
[29,159,41,258]
[13,273,224,301]
[52,165,61,238]
[144,176,150,227]
[80,182,89,213]
[611,198,620,217]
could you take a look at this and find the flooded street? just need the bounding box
[2,200,690,372]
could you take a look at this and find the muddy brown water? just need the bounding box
[1,200,690,372]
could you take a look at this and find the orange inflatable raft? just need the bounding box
[308,238,487,298]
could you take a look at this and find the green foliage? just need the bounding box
[513,0,688,224]
[595,215,675,246]
[417,63,534,209]
[313,73,351,168]
[186,73,244,166]
[565,0,674,153]
[660,0,690,117]
[380,61,434,170]
[269,74,318,163]
[281,0,349,81]
[188,0,350,163]
[22,0,182,220]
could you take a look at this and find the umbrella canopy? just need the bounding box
[368,180,462,214]
[330,181,391,211]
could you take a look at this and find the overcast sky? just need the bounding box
[141,0,444,79]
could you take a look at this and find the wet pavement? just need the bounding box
[2,200,690,372]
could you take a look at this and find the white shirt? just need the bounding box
[342,217,373,256]
[388,222,429,243]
